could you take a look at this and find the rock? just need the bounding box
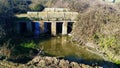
[28,65,38,68]
[27,56,42,65]
[59,59,69,68]
[18,64,28,68]
[70,62,80,68]
[32,56,42,63]
[80,64,93,68]
[44,57,53,65]
[0,56,105,68]
[49,64,59,68]
[53,57,59,65]
[37,60,46,67]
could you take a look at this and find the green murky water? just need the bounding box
[37,36,103,61]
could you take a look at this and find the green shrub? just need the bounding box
[97,35,117,49]
[20,41,36,48]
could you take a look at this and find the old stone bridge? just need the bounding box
[17,8,78,36]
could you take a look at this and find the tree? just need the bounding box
[9,0,30,13]
[0,0,14,40]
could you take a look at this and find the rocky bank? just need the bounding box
[0,56,102,68]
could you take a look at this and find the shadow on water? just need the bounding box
[3,35,120,67]
[63,56,118,68]
[1,34,52,64]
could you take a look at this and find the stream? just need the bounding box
[34,36,118,67]
[37,36,103,60]
[36,36,105,62]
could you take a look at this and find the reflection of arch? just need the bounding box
[113,0,115,3]
[67,22,74,34]
[61,36,67,47]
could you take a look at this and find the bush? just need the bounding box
[98,35,116,49]
[68,0,90,12]
[30,4,45,11]
[72,3,119,43]
[71,0,120,64]
[20,41,36,48]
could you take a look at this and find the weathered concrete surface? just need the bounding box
[27,12,78,21]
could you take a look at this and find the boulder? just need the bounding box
[44,57,53,65]
[59,59,69,68]
[37,60,46,67]
[52,57,59,65]
[70,62,81,68]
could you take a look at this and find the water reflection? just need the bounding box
[38,36,103,61]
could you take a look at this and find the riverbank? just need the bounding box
[0,56,103,68]
[0,36,119,68]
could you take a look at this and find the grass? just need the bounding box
[20,41,36,48]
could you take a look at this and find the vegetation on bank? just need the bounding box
[71,0,120,65]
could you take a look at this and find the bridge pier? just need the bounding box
[51,21,56,36]
[62,21,67,35]
[40,21,44,33]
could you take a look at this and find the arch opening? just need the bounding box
[56,22,63,35]
[44,22,51,34]
[67,22,73,34]
[19,22,27,34]
[31,22,41,37]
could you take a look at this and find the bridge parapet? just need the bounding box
[27,11,78,21]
